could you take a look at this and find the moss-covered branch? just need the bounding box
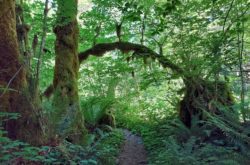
[78,41,183,74]
[44,42,183,98]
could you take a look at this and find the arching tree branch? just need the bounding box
[44,41,183,98]
[78,41,183,74]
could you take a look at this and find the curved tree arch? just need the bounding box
[44,41,183,97]
[46,41,234,128]
[77,41,235,128]
[78,41,183,74]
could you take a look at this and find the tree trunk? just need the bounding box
[0,0,44,145]
[52,0,86,143]
[179,78,234,128]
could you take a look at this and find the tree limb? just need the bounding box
[44,41,183,98]
[78,41,183,73]
[0,66,23,98]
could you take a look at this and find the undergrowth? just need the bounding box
[0,112,124,165]
[134,117,250,165]
[116,107,250,165]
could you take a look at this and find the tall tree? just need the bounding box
[52,0,86,143]
[0,0,44,145]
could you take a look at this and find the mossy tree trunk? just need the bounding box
[52,0,86,143]
[179,77,234,128]
[0,0,44,145]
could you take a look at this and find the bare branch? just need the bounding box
[0,66,23,98]
[34,0,49,89]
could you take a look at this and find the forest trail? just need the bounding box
[117,129,148,165]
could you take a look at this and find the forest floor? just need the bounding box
[117,129,148,165]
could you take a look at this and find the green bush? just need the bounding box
[0,112,124,164]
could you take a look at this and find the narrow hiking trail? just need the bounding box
[117,129,148,165]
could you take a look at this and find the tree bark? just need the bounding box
[179,78,234,127]
[0,0,44,145]
[52,0,86,143]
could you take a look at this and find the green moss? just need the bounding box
[56,0,78,26]
[51,0,85,144]
[180,79,235,127]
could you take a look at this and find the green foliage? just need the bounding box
[0,112,44,164]
[0,112,20,121]
[0,110,124,164]
[56,0,78,25]
[81,96,114,127]
[1,127,124,164]
[3,0,250,164]
[95,129,124,164]
[0,137,44,163]
[36,129,124,164]
[138,117,250,165]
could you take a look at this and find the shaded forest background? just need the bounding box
[0,0,250,164]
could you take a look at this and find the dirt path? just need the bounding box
[117,129,148,165]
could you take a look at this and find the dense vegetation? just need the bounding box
[0,0,250,164]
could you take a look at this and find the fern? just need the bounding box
[142,114,250,165]
[81,96,114,127]
[203,110,250,146]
